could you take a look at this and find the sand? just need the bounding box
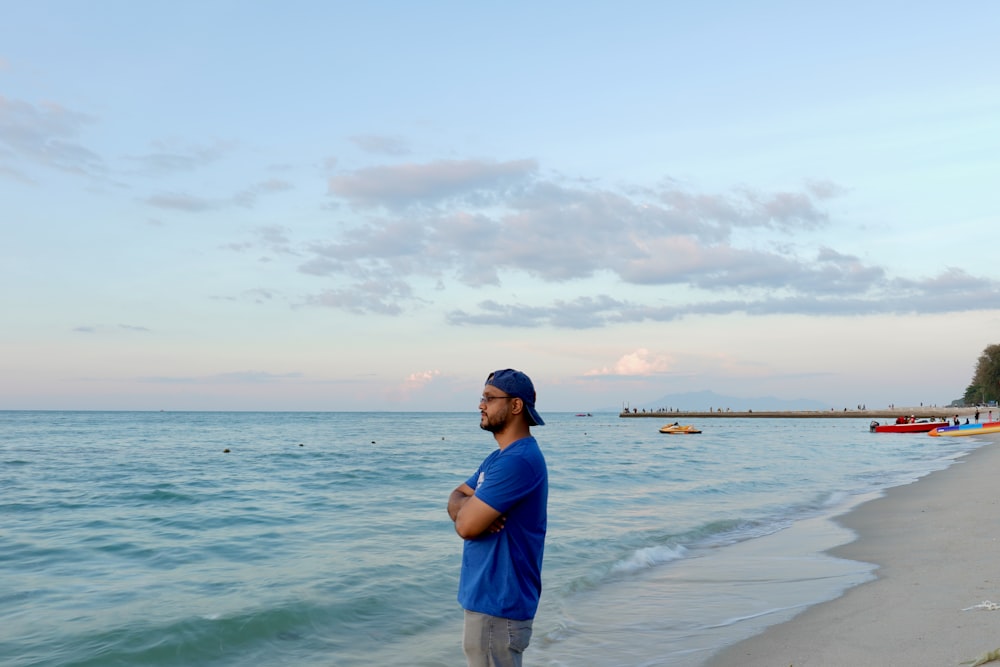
[709,434,1000,667]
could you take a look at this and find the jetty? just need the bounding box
[619,407,986,419]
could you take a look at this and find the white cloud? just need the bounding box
[585,349,674,376]
[405,369,441,386]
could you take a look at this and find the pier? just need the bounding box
[618,407,984,419]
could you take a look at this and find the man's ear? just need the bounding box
[510,397,524,417]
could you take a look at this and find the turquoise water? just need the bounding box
[0,411,985,666]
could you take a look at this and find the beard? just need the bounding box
[480,410,508,434]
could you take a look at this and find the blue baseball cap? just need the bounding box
[485,369,545,426]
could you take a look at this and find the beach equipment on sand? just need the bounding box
[928,421,1000,437]
[961,646,1000,666]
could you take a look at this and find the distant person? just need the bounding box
[975,409,981,423]
[954,415,960,426]
[448,369,548,667]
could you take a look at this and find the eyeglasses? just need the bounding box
[480,395,515,405]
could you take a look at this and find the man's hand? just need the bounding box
[487,515,506,533]
[448,483,503,539]
[448,484,474,521]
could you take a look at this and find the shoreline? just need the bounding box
[619,406,989,419]
[707,434,1000,666]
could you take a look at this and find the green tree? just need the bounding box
[964,344,1000,405]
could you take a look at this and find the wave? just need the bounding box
[18,593,445,667]
[34,603,318,667]
[551,491,862,600]
[609,543,688,574]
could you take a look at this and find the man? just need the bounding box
[447,369,548,667]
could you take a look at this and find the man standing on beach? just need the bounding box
[447,369,548,667]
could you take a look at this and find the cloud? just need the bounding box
[144,178,293,211]
[125,139,235,174]
[138,371,304,384]
[444,265,1000,328]
[208,155,996,325]
[301,163,859,316]
[254,225,296,255]
[144,192,219,211]
[72,324,151,334]
[806,179,849,200]
[656,185,829,233]
[312,173,841,297]
[0,95,103,176]
[383,368,445,403]
[211,371,303,383]
[302,276,415,315]
[584,349,674,376]
[448,295,632,329]
[233,178,294,207]
[0,164,34,184]
[404,369,441,387]
[349,134,411,155]
[327,158,537,208]
[242,288,279,304]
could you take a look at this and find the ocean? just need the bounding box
[0,410,985,667]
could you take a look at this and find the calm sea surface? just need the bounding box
[0,411,987,666]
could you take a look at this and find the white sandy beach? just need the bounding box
[709,434,1000,667]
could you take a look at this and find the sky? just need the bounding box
[2,1,999,412]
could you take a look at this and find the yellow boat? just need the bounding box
[659,423,701,434]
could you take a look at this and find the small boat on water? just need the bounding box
[660,423,701,434]
[870,418,950,433]
[928,421,1000,437]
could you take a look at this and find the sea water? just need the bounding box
[0,411,985,667]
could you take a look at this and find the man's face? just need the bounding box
[479,386,515,433]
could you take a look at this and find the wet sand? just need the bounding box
[708,434,1000,667]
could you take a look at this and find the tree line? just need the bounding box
[962,343,1000,405]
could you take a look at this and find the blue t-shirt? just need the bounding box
[457,436,548,621]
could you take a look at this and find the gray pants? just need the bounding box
[463,610,533,667]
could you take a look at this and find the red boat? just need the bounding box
[870,418,950,433]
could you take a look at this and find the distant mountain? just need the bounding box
[612,390,829,413]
